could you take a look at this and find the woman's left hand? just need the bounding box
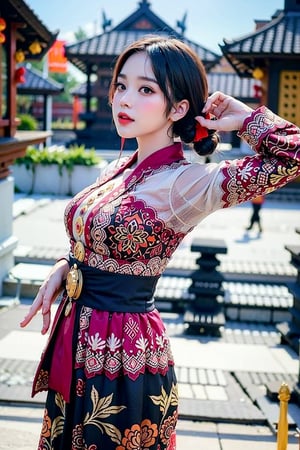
[20,259,68,334]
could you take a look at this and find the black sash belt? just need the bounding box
[69,256,159,313]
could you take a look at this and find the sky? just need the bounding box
[26,0,284,79]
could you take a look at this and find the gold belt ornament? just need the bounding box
[65,242,85,316]
[74,241,85,262]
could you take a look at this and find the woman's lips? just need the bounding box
[118,113,134,125]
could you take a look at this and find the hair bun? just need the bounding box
[193,130,219,156]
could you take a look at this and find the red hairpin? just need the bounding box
[194,113,210,142]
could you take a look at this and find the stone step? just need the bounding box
[3,263,53,301]
[155,276,293,323]
[13,245,297,282]
[2,263,295,325]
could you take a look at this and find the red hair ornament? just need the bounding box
[194,113,210,142]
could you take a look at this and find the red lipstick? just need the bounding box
[118,113,134,125]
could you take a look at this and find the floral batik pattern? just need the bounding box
[75,306,175,381]
[38,371,178,450]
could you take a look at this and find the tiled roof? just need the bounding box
[3,0,57,59]
[207,72,260,102]
[112,0,175,32]
[17,66,64,95]
[221,9,300,76]
[65,30,221,74]
[70,82,97,97]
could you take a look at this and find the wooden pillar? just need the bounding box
[86,64,92,114]
[44,94,52,147]
[7,22,20,137]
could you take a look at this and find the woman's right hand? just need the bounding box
[196,91,254,132]
[20,259,69,335]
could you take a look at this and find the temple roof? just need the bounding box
[207,72,260,102]
[17,66,64,95]
[221,5,300,77]
[3,0,58,59]
[65,1,220,74]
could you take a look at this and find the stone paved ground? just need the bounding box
[0,194,299,449]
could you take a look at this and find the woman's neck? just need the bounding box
[136,137,175,166]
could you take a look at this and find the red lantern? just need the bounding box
[15,67,26,84]
[0,18,6,31]
[0,17,6,44]
[15,50,26,63]
[253,67,264,80]
[253,83,263,99]
[29,40,42,55]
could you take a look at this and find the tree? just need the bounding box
[74,27,88,42]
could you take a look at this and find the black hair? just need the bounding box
[109,35,219,157]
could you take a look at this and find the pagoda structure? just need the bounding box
[221,0,300,125]
[65,0,221,149]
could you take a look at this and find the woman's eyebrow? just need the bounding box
[118,73,158,84]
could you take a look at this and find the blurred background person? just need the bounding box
[246,194,265,233]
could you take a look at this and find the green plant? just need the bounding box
[14,146,40,170]
[63,145,100,173]
[14,144,101,174]
[17,114,38,131]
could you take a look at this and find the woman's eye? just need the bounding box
[140,86,153,94]
[115,82,125,91]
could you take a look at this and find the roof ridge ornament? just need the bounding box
[138,0,151,8]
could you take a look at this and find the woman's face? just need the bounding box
[112,51,174,150]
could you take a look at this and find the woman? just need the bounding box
[20,36,300,449]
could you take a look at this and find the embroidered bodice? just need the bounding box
[64,106,300,276]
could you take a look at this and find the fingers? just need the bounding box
[41,310,51,335]
[199,91,254,132]
[19,291,43,328]
[40,283,56,334]
[19,280,53,334]
[195,115,218,130]
[202,92,232,119]
[19,262,66,334]
[202,91,228,114]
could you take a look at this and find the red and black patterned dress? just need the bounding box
[33,107,300,449]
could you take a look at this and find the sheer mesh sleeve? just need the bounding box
[169,162,224,228]
[169,106,300,228]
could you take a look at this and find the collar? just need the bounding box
[106,142,185,185]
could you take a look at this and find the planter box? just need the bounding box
[11,165,34,194]
[70,161,108,194]
[11,160,108,196]
[34,165,69,195]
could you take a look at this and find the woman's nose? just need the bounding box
[119,91,132,107]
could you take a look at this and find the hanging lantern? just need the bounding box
[15,67,26,84]
[29,40,42,55]
[252,67,264,80]
[253,83,263,99]
[0,18,7,31]
[15,49,26,63]
[0,17,6,44]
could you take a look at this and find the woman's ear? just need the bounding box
[170,99,189,122]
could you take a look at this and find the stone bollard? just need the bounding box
[183,237,227,336]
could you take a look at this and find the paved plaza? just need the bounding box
[0,193,299,449]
